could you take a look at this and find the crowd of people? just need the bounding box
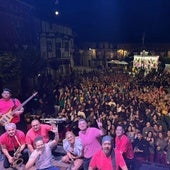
[0,68,169,170]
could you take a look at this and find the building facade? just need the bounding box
[0,0,40,93]
[40,21,74,78]
[0,0,75,93]
[76,42,170,69]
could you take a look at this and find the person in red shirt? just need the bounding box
[0,123,28,168]
[89,135,128,170]
[115,125,134,170]
[0,88,24,127]
[26,119,56,153]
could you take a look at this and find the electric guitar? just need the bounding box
[0,92,38,126]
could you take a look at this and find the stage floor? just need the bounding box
[0,158,70,170]
[0,154,169,170]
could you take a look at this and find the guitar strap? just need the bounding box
[14,135,21,147]
[111,150,116,170]
[12,98,16,110]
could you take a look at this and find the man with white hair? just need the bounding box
[0,123,28,169]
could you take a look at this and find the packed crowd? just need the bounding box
[0,68,169,170]
[0,88,131,170]
[27,69,170,165]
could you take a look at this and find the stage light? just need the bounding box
[55,10,59,15]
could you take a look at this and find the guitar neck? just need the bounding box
[11,92,38,115]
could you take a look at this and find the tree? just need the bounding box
[0,52,21,83]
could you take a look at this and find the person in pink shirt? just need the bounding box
[0,123,28,168]
[115,125,134,170]
[0,88,24,126]
[26,119,54,153]
[89,135,128,170]
[78,118,106,170]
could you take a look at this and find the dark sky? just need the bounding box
[24,0,170,43]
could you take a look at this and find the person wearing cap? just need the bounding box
[89,135,128,170]
[78,118,106,170]
[0,88,24,127]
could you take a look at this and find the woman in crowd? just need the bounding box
[145,131,155,162]
[155,132,167,164]
[165,138,170,165]
[126,125,136,143]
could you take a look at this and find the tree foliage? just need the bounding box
[0,52,21,83]
[20,48,45,78]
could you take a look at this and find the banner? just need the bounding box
[133,55,159,71]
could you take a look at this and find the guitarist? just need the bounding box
[0,88,24,129]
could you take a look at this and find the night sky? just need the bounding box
[24,0,170,43]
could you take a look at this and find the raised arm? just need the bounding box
[96,119,106,136]
[49,124,59,148]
